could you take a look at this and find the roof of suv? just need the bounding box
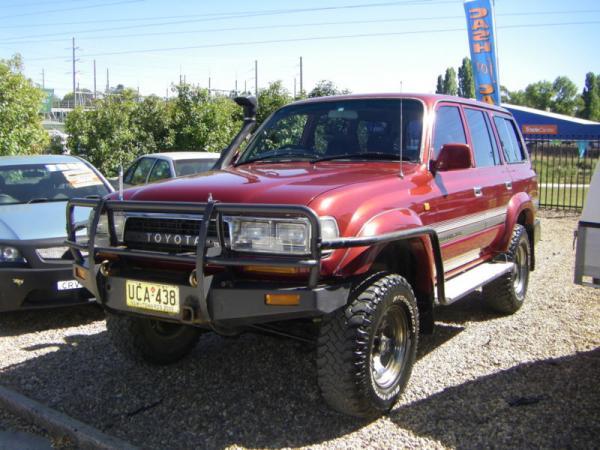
[291,93,510,113]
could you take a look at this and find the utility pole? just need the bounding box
[41,69,45,88]
[235,78,238,95]
[93,60,97,99]
[71,37,78,106]
[254,60,258,96]
[244,80,247,94]
[208,76,211,94]
[299,56,303,96]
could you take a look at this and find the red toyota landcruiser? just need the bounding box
[67,94,540,417]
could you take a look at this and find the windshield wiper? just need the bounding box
[311,152,413,163]
[27,198,66,204]
[236,149,314,166]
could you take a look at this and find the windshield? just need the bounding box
[238,99,423,165]
[0,162,109,205]
[174,158,218,177]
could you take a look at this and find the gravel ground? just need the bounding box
[0,214,599,449]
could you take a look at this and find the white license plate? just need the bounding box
[125,280,180,315]
[57,280,83,291]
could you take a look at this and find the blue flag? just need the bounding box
[464,0,501,105]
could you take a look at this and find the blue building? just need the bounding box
[504,104,600,138]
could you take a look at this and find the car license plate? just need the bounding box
[125,280,180,315]
[57,280,83,290]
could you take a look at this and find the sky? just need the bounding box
[1,0,599,99]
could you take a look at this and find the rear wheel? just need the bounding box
[317,273,419,417]
[483,224,530,314]
[106,312,201,365]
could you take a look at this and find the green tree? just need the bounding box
[308,80,351,98]
[443,68,458,96]
[435,75,444,94]
[551,76,581,116]
[168,83,240,153]
[580,72,600,121]
[256,80,293,124]
[458,57,475,99]
[66,88,143,175]
[523,81,554,111]
[0,54,49,155]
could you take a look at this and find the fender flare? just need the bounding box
[333,208,440,296]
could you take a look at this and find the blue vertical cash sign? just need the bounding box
[464,0,501,105]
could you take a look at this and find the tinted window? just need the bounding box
[465,108,499,167]
[148,159,171,182]
[494,117,526,163]
[174,159,218,176]
[432,106,467,157]
[0,163,109,205]
[129,158,155,185]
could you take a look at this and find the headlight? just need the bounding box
[0,246,26,264]
[225,216,340,255]
[226,217,311,255]
[88,211,126,246]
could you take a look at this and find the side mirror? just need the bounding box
[430,143,473,174]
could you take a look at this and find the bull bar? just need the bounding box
[66,198,445,323]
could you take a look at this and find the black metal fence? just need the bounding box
[525,135,599,211]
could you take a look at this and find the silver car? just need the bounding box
[117,152,219,188]
[0,154,113,311]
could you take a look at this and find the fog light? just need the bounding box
[189,270,198,287]
[265,294,301,306]
[99,260,111,277]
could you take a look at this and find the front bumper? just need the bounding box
[76,267,350,326]
[0,266,93,312]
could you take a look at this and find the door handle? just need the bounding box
[474,186,483,197]
[505,181,513,190]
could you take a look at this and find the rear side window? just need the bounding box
[432,106,467,157]
[465,108,500,167]
[494,117,526,163]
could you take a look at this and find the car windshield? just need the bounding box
[237,99,423,165]
[0,162,109,205]
[174,158,218,177]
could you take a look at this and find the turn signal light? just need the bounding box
[265,294,301,306]
[74,266,88,281]
[243,266,300,275]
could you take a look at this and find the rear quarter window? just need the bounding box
[494,116,526,163]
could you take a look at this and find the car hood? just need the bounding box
[0,202,89,241]
[116,163,415,205]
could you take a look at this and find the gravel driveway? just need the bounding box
[1,214,599,449]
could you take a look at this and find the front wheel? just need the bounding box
[483,224,531,314]
[316,273,419,418]
[106,312,201,365]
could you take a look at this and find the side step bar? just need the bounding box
[436,262,514,305]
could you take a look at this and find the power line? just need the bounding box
[25,20,600,62]
[1,0,451,30]
[3,9,599,46]
[0,0,143,20]
[0,0,452,39]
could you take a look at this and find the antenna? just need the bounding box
[399,99,404,179]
